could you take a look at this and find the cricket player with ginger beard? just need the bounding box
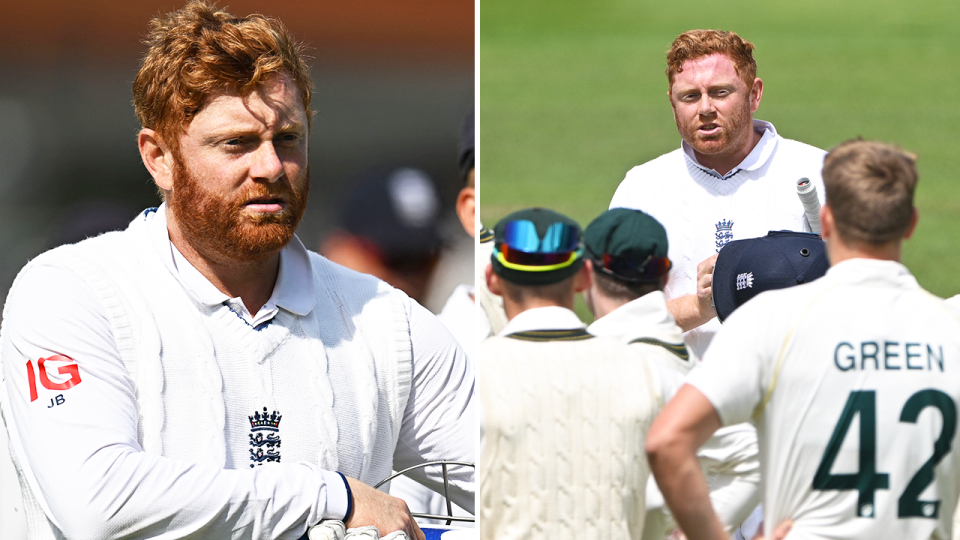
[609,29,826,360]
[0,2,473,539]
[647,140,960,540]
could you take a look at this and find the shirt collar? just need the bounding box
[587,290,683,344]
[681,119,778,179]
[143,204,316,323]
[825,258,918,289]
[499,306,585,337]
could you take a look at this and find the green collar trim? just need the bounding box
[628,337,690,361]
[479,227,494,243]
[506,329,594,342]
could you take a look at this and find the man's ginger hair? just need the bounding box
[133,1,313,148]
[823,139,919,246]
[666,29,757,89]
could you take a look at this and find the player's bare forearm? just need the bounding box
[647,384,726,540]
[668,293,716,332]
[668,254,718,332]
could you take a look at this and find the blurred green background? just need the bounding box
[479,0,960,299]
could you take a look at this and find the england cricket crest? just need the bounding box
[715,219,734,252]
[249,407,282,467]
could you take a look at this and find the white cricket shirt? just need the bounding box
[688,258,960,539]
[1,206,474,540]
[610,120,826,359]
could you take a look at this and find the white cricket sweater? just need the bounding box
[478,307,657,540]
[588,292,761,536]
[0,207,474,540]
[610,120,826,359]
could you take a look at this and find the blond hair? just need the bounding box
[823,139,919,245]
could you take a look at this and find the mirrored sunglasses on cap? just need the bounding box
[495,219,582,272]
[589,250,671,282]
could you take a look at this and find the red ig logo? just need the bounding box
[25,355,81,403]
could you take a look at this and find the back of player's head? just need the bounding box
[491,207,584,287]
[822,139,918,246]
[666,29,757,89]
[133,0,313,148]
[584,208,671,301]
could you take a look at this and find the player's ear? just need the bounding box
[749,78,763,112]
[573,263,590,294]
[139,128,175,193]
[903,207,919,240]
[820,204,834,241]
[456,185,475,238]
[485,264,502,297]
[581,260,594,292]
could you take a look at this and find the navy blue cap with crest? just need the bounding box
[713,230,829,322]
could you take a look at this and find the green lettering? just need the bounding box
[928,345,944,372]
[835,342,855,371]
[884,341,901,370]
[906,343,922,370]
[861,342,879,370]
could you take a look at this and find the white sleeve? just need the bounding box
[1,263,347,540]
[609,169,639,210]
[392,297,475,514]
[685,295,782,427]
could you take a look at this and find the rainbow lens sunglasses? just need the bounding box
[495,219,583,272]
[587,248,671,282]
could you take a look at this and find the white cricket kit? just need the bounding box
[688,259,960,539]
[474,228,506,338]
[478,307,658,540]
[610,120,826,359]
[588,292,760,538]
[0,206,474,540]
[436,284,478,362]
[390,283,476,527]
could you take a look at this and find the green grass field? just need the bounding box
[479,0,960,299]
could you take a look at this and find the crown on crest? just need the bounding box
[715,219,734,232]
[249,407,282,431]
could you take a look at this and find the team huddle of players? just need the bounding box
[476,29,960,540]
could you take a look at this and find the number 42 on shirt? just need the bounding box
[813,389,956,519]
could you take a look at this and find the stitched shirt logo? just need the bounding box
[249,407,282,467]
[715,219,734,252]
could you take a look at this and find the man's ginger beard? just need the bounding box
[169,160,309,262]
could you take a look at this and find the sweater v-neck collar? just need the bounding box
[141,205,316,325]
[681,119,779,180]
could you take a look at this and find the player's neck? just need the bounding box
[167,220,281,316]
[503,297,575,322]
[588,292,628,320]
[694,128,763,177]
[827,236,903,266]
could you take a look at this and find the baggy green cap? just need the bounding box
[584,208,670,282]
